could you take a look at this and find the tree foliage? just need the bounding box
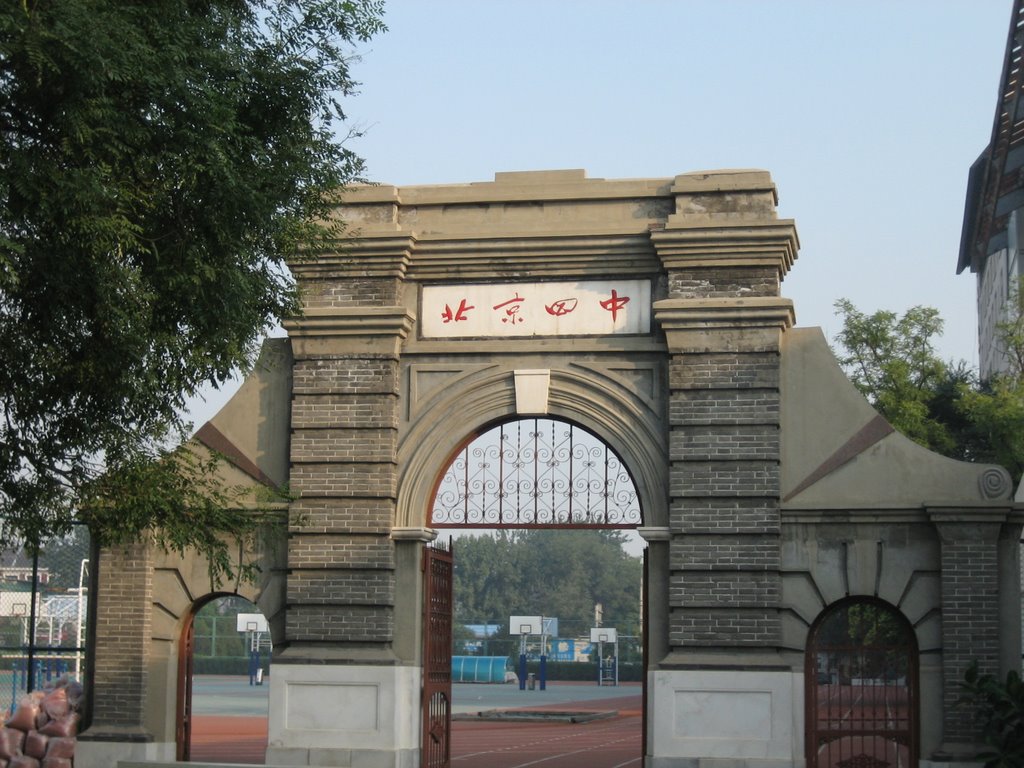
[452,530,642,638]
[960,662,1024,768]
[833,293,1024,482]
[0,1,384,573]
[833,299,962,454]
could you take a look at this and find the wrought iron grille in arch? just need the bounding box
[431,418,642,528]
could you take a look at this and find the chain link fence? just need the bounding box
[0,525,90,713]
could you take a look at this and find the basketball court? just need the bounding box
[189,676,642,767]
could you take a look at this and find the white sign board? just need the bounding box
[422,280,651,338]
[236,613,268,633]
[510,615,542,635]
[590,627,617,644]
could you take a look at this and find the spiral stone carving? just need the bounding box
[979,467,1012,500]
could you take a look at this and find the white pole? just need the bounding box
[74,559,88,679]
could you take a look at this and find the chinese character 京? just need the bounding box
[492,293,525,324]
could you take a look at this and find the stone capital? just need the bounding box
[289,236,415,280]
[927,506,1011,544]
[650,220,799,279]
[390,526,439,543]
[653,297,795,352]
[284,306,415,358]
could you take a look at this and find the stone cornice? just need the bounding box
[654,297,795,332]
[289,236,415,280]
[284,307,416,357]
[650,221,799,278]
[390,526,439,542]
[654,297,795,353]
[409,232,660,280]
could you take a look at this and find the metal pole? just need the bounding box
[518,633,527,690]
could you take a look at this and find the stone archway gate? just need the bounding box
[77,169,1023,768]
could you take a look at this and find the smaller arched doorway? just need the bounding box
[177,595,271,762]
[805,598,918,768]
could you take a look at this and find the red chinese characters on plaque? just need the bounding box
[421,280,650,338]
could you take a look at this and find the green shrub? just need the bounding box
[960,661,1024,768]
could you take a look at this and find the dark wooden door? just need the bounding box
[176,612,196,761]
[422,540,453,768]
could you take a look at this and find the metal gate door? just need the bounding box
[422,540,453,768]
[806,599,918,768]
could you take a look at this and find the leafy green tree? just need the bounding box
[0,1,385,576]
[452,530,642,640]
[833,295,1024,482]
[833,299,963,454]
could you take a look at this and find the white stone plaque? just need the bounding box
[421,280,651,338]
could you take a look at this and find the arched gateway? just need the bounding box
[77,170,1022,768]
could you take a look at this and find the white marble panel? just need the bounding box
[674,689,772,740]
[285,681,379,732]
[650,668,803,763]
[422,280,651,338]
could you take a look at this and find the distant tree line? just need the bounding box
[451,529,642,649]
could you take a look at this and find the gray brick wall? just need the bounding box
[286,605,394,642]
[935,523,1003,745]
[289,499,392,535]
[668,267,778,298]
[662,267,783,653]
[301,277,404,309]
[89,542,153,731]
[285,280,406,652]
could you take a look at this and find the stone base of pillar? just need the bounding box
[266,663,421,768]
[647,668,802,767]
[76,733,171,768]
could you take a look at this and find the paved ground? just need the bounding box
[189,675,642,767]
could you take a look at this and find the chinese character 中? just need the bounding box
[599,289,630,321]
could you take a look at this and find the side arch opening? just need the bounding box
[805,597,918,768]
[176,594,272,763]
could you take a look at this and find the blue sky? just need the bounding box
[188,0,1012,423]
[345,0,1008,359]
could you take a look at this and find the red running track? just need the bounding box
[191,692,642,767]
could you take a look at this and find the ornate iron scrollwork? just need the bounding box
[431,419,641,528]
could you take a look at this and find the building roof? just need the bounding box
[959,0,1024,274]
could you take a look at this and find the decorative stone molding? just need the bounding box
[390,526,438,543]
[654,296,795,352]
[514,369,550,415]
[410,234,661,280]
[637,526,672,543]
[979,466,1013,499]
[284,306,415,357]
[650,221,799,279]
[289,236,414,279]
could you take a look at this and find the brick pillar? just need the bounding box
[655,298,793,655]
[80,541,153,741]
[282,238,414,659]
[931,512,1017,752]
[268,233,421,767]
[651,172,798,662]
